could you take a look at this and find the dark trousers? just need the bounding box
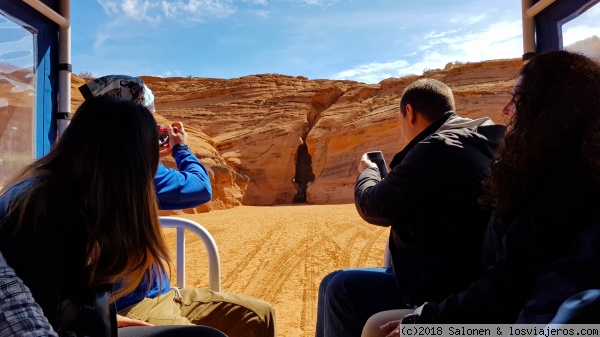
[315,267,406,337]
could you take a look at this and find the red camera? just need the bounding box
[158,125,169,147]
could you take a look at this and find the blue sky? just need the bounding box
[70,0,600,84]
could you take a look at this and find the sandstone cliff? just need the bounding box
[71,58,522,210]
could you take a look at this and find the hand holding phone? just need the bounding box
[366,151,389,178]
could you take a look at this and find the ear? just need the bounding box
[405,104,418,125]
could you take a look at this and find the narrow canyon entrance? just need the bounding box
[293,142,315,203]
[292,87,344,203]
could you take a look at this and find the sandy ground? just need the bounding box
[162,204,389,337]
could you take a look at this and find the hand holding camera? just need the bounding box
[167,122,188,148]
[158,122,189,159]
[158,125,170,147]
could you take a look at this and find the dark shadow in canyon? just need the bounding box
[293,86,344,203]
[293,143,315,203]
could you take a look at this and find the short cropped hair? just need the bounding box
[399,78,455,122]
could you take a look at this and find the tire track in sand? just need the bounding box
[300,213,322,337]
[221,224,286,290]
[246,217,358,334]
[249,222,357,300]
[357,226,389,267]
[179,205,390,337]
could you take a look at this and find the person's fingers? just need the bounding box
[116,315,154,327]
[380,320,400,332]
[384,322,402,337]
[384,328,400,337]
[166,122,188,146]
[358,153,377,173]
[170,122,184,133]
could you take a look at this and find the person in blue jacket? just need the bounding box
[79,75,212,210]
[80,76,276,337]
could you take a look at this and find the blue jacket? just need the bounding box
[115,267,170,310]
[116,144,212,310]
[154,144,212,210]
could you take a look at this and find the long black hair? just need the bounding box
[1,96,171,299]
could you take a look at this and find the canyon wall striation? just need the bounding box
[70,58,522,211]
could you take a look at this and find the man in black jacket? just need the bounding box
[315,78,505,337]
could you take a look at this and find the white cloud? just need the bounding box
[466,14,486,25]
[98,0,160,21]
[124,0,159,20]
[98,0,119,14]
[93,32,110,51]
[91,17,138,51]
[250,9,270,18]
[561,3,600,47]
[332,60,411,84]
[564,25,600,44]
[450,13,486,25]
[297,0,338,6]
[333,19,522,84]
[243,0,268,4]
[97,0,236,22]
[161,0,236,18]
[443,20,522,59]
[424,29,459,39]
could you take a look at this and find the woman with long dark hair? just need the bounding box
[361,50,600,336]
[0,96,225,336]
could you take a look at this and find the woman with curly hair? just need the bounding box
[362,50,600,336]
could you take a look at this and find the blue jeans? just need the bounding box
[315,267,406,337]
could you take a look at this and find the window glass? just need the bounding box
[0,11,36,190]
[562,4,600,60]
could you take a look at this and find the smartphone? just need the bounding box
[367,151,389,178]
[158,125,169,147]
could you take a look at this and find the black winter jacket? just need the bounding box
[355,112,505,305]
[413,211,600,323]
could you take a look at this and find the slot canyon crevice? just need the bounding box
[293,142,315,203]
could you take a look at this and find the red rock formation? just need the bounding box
[69,58,522,209]
[306,59,521,203]
[143,74,357,206]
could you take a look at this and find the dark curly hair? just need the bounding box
[482,50,600,234]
